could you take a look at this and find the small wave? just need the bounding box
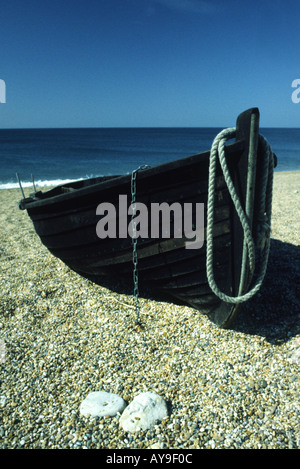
[0,178,85,190]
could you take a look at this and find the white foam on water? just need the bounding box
[0,178,84,190]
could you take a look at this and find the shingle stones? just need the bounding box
[80,391,168,433]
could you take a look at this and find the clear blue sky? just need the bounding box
[0,0,299,128]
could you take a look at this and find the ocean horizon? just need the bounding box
[0,127,299,190]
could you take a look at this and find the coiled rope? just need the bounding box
[206,128,274,303]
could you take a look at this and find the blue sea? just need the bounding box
[0,127,299,190]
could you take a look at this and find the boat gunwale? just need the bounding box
[20,139,245,211]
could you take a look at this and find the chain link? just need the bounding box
[131,165,151,325]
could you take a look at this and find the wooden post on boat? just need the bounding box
[16,173,25,199]
[208,108,260,327]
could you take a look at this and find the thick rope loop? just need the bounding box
[206,128,274,304]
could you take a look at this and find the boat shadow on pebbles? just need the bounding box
[232,238,300,343]
[77,237,300,344]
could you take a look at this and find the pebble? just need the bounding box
[286,337,300,365]
[79,391,127,418]
[0,338,5,364]
[0,178,299,449]
[119,392,168,432]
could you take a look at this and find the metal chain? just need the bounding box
[131,165,151,325]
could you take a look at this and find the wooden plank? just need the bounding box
[26,140,244,217]
[229,107,259,297]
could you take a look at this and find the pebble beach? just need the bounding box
[0,171,299,450]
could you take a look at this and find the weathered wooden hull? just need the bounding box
[19,108,275,327]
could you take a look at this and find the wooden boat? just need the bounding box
[19,108,276,328]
